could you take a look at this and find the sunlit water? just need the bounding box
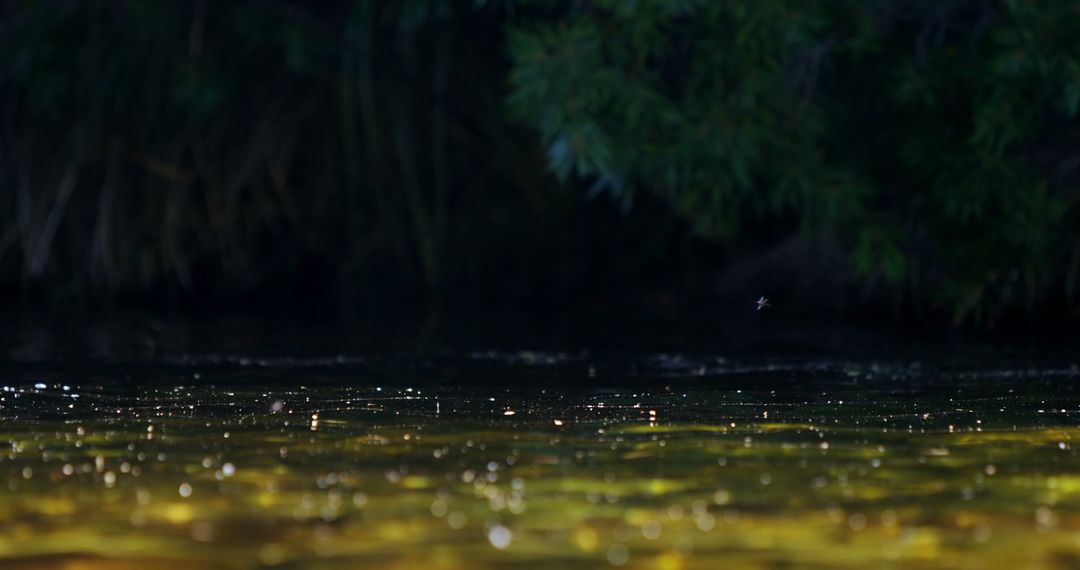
[1,349,1078,569]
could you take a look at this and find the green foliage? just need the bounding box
[4,1,1080,325]
[507,0,1080,325]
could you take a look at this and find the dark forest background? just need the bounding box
[3,0,1080,330]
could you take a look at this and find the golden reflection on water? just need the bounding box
[0,370,1078,569]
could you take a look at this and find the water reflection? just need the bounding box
[0,352,1077,568]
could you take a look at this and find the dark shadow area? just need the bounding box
[3,1,1080,334]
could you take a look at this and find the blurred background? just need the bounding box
[2,0,1080,332]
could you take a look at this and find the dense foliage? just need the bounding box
[506,0,1080,326]
[2,0,1079,326]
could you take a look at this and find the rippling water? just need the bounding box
[1,339,1078,569]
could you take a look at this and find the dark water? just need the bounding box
[0,324,1078,569]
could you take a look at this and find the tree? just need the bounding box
[506,0,1080,326]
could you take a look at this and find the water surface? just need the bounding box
[1,346,1078,569]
